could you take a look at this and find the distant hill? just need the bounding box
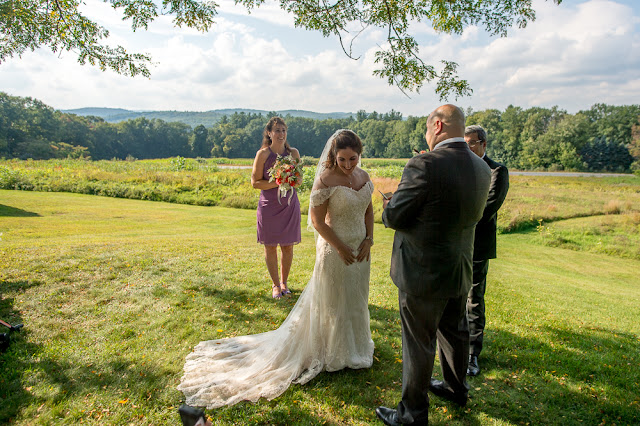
[60,107,356,127]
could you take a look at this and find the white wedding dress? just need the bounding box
[178,181,375,408]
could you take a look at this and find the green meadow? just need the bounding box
[1,160,639,425]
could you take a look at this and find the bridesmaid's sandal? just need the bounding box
[280,282,292,296]
[272,284,282,299]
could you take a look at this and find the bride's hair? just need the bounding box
[262,117,292,151]
[324,130,363,169]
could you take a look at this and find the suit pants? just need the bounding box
[396,289,470,424]
[467,259,489,357]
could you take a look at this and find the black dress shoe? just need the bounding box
[376,406,401,426]
[467,355,480,376]
[375,406,428,425]
[429,379,468,406]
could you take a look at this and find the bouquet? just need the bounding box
[267,154,303,204]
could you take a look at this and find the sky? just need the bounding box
[1,0,639,117]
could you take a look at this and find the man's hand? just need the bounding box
[382,193,393,209]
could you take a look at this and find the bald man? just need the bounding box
[377,105,491,425]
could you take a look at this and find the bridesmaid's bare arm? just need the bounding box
[251,149,278,190]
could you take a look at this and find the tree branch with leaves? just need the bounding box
[0,0,561,98]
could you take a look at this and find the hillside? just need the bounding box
[60,107,356,127]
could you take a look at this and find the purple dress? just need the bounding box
[257,148,301,246]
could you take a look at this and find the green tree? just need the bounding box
[1,0,214,77]
[384,119,414,158]
[581,137,634,172]
[1,0,561,97]
[582,104,640,144]
[190,124,210,157]
[241,117,268,157]
[520,113,590,171]
[466,108,502,159]
[408,116,429,153]
[629,121,640,171]
[519,106,566,143]
[356,119,391,158]
[208,126,224,158]
[116,117,156,159]
[118,118,190,159]
[286,117,320,156]
[492,105,525,168]
[51,142,91,159]
[383,109,403,122]
[158,120,191,157]
[13,138,55,159]
[221,133,242,158]
[91,121,123,160]
[56,113,100,153]
[0,92,58,157]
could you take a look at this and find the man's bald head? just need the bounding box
[429,104,465,135]
[425,104,466,150]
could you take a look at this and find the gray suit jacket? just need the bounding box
[382,141,491,298]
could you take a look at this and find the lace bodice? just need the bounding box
[309,181,373,250]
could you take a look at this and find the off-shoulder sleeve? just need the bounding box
[309,187,335,208]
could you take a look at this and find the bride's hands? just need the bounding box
[337,244,357,265]
[356,238,372,262]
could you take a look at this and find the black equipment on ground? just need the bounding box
[0,319,23,352]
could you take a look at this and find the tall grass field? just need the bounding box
[1,158,639,425]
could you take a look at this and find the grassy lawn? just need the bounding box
[1,189,639,425]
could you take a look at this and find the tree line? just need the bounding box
[1,92,639,172]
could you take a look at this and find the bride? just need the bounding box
[178,129,375,408]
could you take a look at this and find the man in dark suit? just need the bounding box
[464,125,509,376]
[376,105,491,425]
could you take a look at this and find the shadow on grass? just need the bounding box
[195,284,306,324]
[0,291,30,423]
[461,326,640,425]
[0,279,42,294]
[201,303,404,423]
[103,278,640,424]
[0,279,173,423]
[245,302,639,425]
[0,327,175,423]
[0,204,40,217]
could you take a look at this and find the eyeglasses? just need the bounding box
[466,140,485,147]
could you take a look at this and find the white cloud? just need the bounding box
[452,0,640,112]
[0,0,638,116]
[216,0,295,28]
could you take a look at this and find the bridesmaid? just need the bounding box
[251,117,302,299]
